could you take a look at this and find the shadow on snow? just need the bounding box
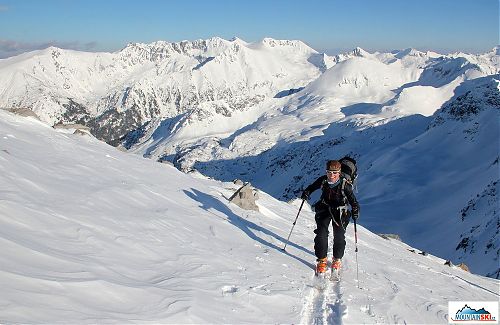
[183,188,315,270]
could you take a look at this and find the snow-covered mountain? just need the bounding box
[0,109,498,323]
[0,37,327,144]
[125,44,497,165]
[0,38,498,280]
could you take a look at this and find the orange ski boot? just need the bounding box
[331,258,342,281]
[316,257,328,275]
[332,258,342,271]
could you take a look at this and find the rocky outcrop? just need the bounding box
[2,107,40,120]
[53,123,92,136]
[228,182,259,211]
[457,263,470,273]
[378,234,402,241]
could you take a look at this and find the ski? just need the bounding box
[330,268,340,282]
[313,272,328,290]
[313,268,340,289]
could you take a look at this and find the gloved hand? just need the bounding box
[352,212,359,221]
[301,190,310,201]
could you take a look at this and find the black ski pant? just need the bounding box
[314,208,349,260]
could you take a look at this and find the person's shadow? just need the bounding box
[183,188,315,269]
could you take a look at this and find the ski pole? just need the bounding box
[354,218,360,288]
[282,199,305,251]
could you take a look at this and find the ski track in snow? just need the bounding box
[301,275,331,324]
[328,280,347,324]
[301,234,348,325]
[301,269,348,325]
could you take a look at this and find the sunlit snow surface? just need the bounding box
[0,110,497,323]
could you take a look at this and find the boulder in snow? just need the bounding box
[378,233,402,241]
[457,263,470,273]
[53,123,92,136]
[3,107,40,120]
[228,183,259,211]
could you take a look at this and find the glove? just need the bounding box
[352,212,359,220]
[301,190,310,201]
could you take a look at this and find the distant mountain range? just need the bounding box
[0,38,498,278]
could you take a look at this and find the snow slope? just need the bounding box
[0,110,498,323]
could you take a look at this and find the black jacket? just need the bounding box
[304,175,360,216]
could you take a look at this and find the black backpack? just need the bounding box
[339,156,357,185]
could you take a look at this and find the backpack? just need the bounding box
[339,156,357,185]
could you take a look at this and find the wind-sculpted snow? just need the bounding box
[0,110,498,323]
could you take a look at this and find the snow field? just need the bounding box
[1,110,498,323]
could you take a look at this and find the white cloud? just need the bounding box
[0,39,100,58]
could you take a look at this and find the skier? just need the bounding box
[301,160,360,276]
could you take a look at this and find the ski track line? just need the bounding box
[327,280,347,324]
[416,263,499,298]
[301,274,348,324]
[300,221,348,324]
[301,276,330,325]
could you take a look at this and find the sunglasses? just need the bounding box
[326,170,340,175]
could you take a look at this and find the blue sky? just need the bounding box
[0,0,498,58]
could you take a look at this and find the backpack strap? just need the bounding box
[340,178,347,204]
